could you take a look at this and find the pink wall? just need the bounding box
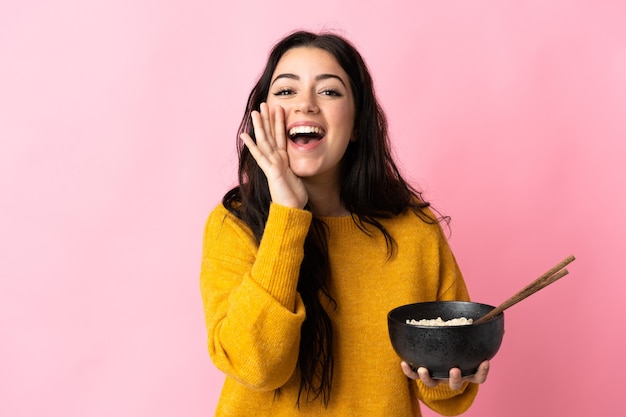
[1,1,623,416]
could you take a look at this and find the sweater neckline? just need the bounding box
[315,214,360,232]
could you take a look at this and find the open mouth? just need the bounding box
[288,125,326,145]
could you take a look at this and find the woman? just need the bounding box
[200,30,490,416]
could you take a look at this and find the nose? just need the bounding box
[294,90,319,113]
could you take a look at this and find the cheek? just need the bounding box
[337,109,356,140]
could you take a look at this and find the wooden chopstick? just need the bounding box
[474,255,576,324]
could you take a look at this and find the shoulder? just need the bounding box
[377,206,449,248]
[203,203,256,248]
[206,203,238,229]
[389,206,442,230]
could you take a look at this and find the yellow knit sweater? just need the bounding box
[200,203,479,416]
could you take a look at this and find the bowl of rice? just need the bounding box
[387,301,505,378]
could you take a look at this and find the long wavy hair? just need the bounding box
[222,30,446,407]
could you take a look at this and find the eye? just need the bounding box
[273,87,294,96]
[320,89,342,97]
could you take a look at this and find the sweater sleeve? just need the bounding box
[199,203,312,391]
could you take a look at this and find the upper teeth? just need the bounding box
[288,126,324,137]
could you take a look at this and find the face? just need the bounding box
[266,47,356,183]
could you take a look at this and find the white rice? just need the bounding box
[406,316,473,326]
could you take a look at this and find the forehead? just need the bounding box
[273,46,347,78]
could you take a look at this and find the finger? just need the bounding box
[259,103,277,148]
[448,368,463,391]
[249,111,268,148]
[469,360,490,384]
[240,132,266,166]
[417,367,440,388]
[273,105,287,150]
[249,110,276,157]
[400,361,419,380]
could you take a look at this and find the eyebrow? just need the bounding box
[271,73,348,87]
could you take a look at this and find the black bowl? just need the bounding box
[387,301,504,378]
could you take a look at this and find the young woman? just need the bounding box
[200,30,490,416]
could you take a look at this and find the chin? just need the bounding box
[291,169,318,179]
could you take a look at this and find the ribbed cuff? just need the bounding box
[418,380,478,416]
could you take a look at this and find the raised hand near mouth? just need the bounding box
[240,103,308,210]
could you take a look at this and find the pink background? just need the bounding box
[1,1,624,416]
